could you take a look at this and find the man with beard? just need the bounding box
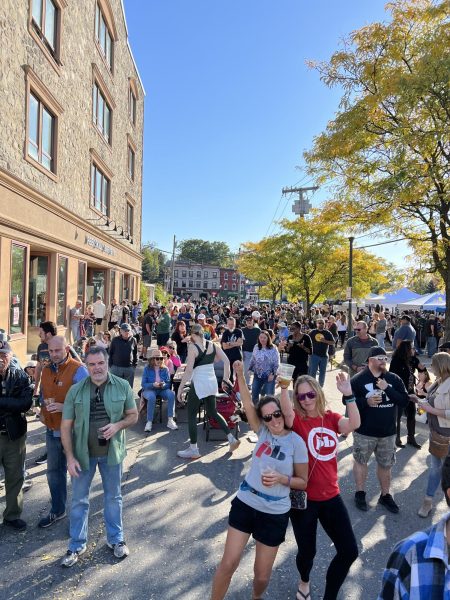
[350,347,409,513]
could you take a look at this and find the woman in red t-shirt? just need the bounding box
[280,373,361,600]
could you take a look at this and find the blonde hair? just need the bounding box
[293,375,327,418]
[191,324,204,338]
[431,352,450,382]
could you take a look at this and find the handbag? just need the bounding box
[429,430,450,459]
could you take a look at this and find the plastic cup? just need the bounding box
[277,363,295,386]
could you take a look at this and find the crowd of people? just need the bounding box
[0,294,449,598]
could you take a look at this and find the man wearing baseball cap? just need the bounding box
[0,341,33,531]
[349,347,409,513]
[197,314,217,341]
[108,323,138,386]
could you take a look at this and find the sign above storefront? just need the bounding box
[85,236,115,256]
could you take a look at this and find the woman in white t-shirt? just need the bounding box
[211,362,308,600]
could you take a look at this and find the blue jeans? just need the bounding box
[46,430,67,515]
[251,375,275,404]
[376,333,385,349]
[69,457,123,552]
[427,336,438,358]
[426,453,444,497]
[308,354,328,387]
[142,388,175,421]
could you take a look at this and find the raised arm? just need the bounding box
[234,361,260,432]
[336,372,361,435]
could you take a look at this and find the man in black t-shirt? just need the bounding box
[308,318,335,387]
[141,310,154,360]
[242,315,260,385]
[221,317,243,381]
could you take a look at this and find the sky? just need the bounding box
[123,0,409,265]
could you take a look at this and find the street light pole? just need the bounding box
[347,236,354,337]
[170,235,176,297]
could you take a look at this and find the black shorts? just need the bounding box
[95,318,103,325]
[228,496,289,547]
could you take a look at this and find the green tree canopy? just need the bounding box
[141,243,165,283]
[304,0,450,332]
[177,239,233,267]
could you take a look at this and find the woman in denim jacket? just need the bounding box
[141,348,178,433]
[249,330,280,404]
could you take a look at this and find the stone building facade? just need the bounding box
[0,0,144,360]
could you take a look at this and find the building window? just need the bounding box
[126,202,134,236]
[204,271,208,278]
[211,281,217,289]
[188,270,193,278]
[129,86,137,125]
[57,255,67,326]
[10,244,27,335]
[174,270,178,277]
[196,281,201,288]
[123,274,130,300]
[223,283,228,291]
[212,272,217,278]
[28,254,48,326]
[232,274,237,280]
[188,280,193,288]
[95,2,113,70]
[90,163,110,215]
[181,281,186,288]
[196,271,201,278]
[224,272,228,280]
[182,270,187,277]
[232,284,236,291]
[119,273,124,301]
[28,92,55,173]
[174,280,178,288]
[31,0,59,59]
[127,144,135,180]
[77,261,86,304]
[93,82,112,143]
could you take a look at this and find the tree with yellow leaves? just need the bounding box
[304,0,450,331]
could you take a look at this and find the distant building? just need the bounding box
[165,262,220,300]
[219,268,245,299]
[0,0,144,360]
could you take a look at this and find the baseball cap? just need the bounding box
[25,360,37,368]
[278,322,286,328]
[120,323,132,331]
[0,341,12,354]
[197,314,206,320]
[439,342,450,351]
[251,311,260,319]
[367,347,388,360]
[400,314,411,322]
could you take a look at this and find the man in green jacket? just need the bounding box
[60,347,138,567]
[156,305,171,347]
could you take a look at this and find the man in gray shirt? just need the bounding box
[392,315,416,349]
[344,321,378,377]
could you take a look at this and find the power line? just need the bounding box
[265,174,315,237]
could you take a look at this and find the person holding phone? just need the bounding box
[211,362,308,600]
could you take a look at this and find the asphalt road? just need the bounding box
[0,348,446,600]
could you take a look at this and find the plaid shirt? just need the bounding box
[378,512,450,599]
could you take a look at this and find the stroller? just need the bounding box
[204,379,247,442]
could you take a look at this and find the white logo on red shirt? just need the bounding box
[307,427,338,461]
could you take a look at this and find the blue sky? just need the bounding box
[123,0,408,264]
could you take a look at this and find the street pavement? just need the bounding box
[0,348,446,600]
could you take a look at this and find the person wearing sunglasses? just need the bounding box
[349,346,410,514]
[211,361,308,600]
[279,372,360,600]
[343,321,378,378]
[141,349,178,433]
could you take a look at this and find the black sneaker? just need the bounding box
[38,511,66,528]
[35,453,47,465]
[354,491,369,511]
[3,518,27,532]
[378,493,399,514]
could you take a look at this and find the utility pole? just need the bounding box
[282,186,319,218]
[170,235,176,297]
[347,236,354,337]
[236,247,241,305]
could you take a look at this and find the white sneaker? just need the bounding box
[144,421,152,432]
[167,418,178,430]
[229,437,241,452]
[248,432,258,443]
[418,497,433,518]
[177,447,201,460]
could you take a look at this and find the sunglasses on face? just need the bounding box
[154,357,164,361]
[373,356,388,361]
[296,391,317,402]
[354,328,363,332]
[261,410,283,423]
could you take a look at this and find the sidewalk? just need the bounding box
[0,349,445,599]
